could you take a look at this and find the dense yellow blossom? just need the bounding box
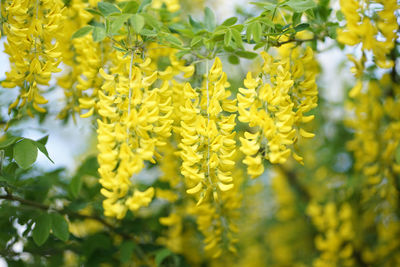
[96,53,159,219]
[177,58,240,257]
[179,58,237,204]
[238,47,318,177]
[2,0,63,116]
[57,0,102,120]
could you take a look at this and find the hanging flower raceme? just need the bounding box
[177,57,238,257]
[238,47,318,178]
[96,54,160,219]
[2,0,63,116]
[57,0,102,120]
[179,57,237,205]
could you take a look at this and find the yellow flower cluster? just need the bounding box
[337,0,398,69]
[238,46,318,177]
[175,58,241,257]
[307,202,355,267]
[2,0,63,115]
[56,0,102,120]
[96,54,160,219]
[179,58,237,204]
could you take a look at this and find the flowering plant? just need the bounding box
[0,0,399,266]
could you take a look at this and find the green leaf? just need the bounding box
[138,0,152,12]
[235,50,258,59]
[36,135,48,145]
[3,162,18,178]
[292,12,302,25]
[0,175,8,183]
[246,23,253,42]
[231,28,244,49]
[13,139,38,169]
[140,28,157,37]
[76,156,99,177]
[120,241,136,263]
[228,54,239,64]
[98,2,120,17]
[213,27,228,37]
[164,33,183,47]
[142,13,162,30]
[282,23,292,31]
[283,0,317,12]
[93,26,107,42]
[222,17,238,27]
[69,175,82,198]
[294,23,309,32]
[191,35,203,47]
[34,140,54,164]
[253,22,262,42]
[204,7,216,32]
[130,14,145,33]
[122,1,139,14]
[155,248,172,266]
[33,213,51,246]
[0,136,22,149]
[189,15,203,30]
[50,213,69,242]
[85,8,102,16]
[71,26,93,39]
[224,29,232,47]
[261,17,274,28]
[110,14,131,34]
